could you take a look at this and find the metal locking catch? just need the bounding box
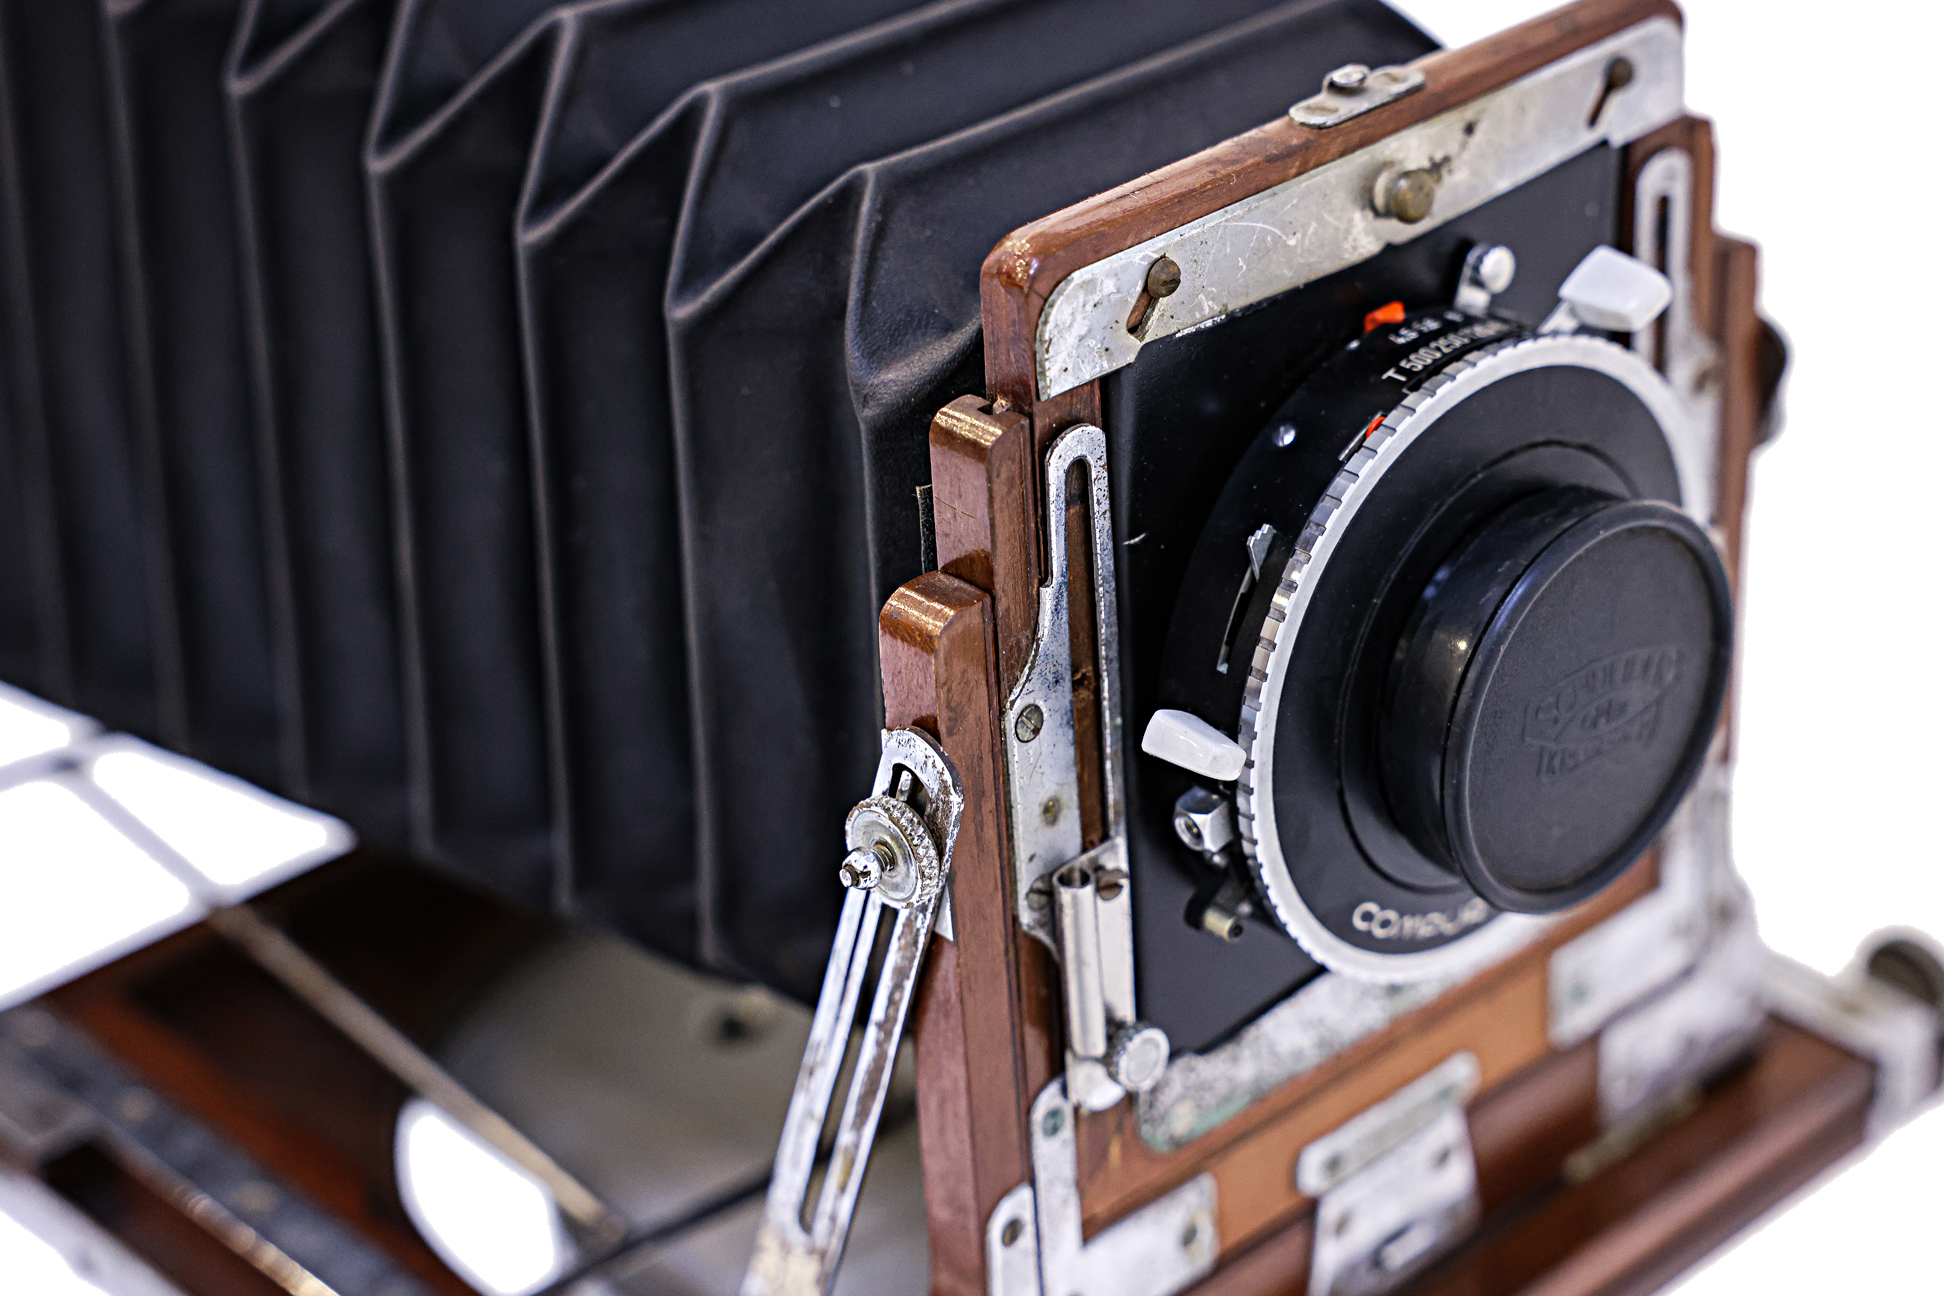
[1300,1054,1483,1296]
[1005,424,1170,1111]
[742,728,963,1296]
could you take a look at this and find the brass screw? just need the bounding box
[1040,796,1062,826]
[1145,256,1182,300]
[1380,168,1438,224]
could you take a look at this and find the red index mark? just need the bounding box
[1363,300,1406,333]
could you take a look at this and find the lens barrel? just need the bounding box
[1379,488,1732,913]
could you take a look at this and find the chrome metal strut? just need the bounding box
[742,727,963,1296]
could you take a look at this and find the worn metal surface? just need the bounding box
[1027,1081,1217,1296]
[1034,17,1685,398]
[1596,914,1765,1126]
[1309,1106,1478,1296]
[1548,769,1730,1049]
[1288,62,1425,130]
[1766,952,1943,1140]
[1294,1053,1479,1197]
[1006,425,1124,946]
[1001,424,1160,1111]
[1137,972,1456,1152]
[1630,146,1722,525]
[742,729,961,1296]
[984,1182,1041,1296]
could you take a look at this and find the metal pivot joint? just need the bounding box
[743,729,964,1296]
[1005,424,1169,1111]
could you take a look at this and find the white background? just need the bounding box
[6,1,1943,1291]
[1404,0,1944,1291]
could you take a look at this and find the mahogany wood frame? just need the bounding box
[895,2,1838,1294]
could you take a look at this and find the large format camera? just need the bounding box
[0,0,1936,1294]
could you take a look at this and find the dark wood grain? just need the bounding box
[1404,1020,1872,1296]
[1186,1019,1873,1296]
[1469,1042,1601,1216]
[1711,234,1762,602]
[929,397,1041,692]
[887,573,1063,1296]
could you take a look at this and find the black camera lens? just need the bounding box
[1155,305,1733,975]
[1378,487,1733,913]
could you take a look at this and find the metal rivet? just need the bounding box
[1145,256,1182,300]
[1042,1107,1065,1138]
[1040,796,1062,826]
[1273,422,1298,448]
[1327,63,1370,93]
[1379,168,1438,224]
[1014,703,1045,743]
[1001,1218,1024,1247]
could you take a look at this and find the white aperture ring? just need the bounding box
[1235,333,1697,982]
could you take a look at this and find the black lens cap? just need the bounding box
[1379,487,1732,913]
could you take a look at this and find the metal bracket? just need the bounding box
[1595,902,1766,1127]
[1302,1054,1482,1296]
[1766,951,1942,1140]
[1548,764,1731,1049]
[987,1081,1218,1296]
[743,729,963,1296]
[1004,424,1165,1111]
[1629,146,1721,526]
[1290,62,1426,130]
[1034,17,1685,398]
[1007,424,1122,943]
